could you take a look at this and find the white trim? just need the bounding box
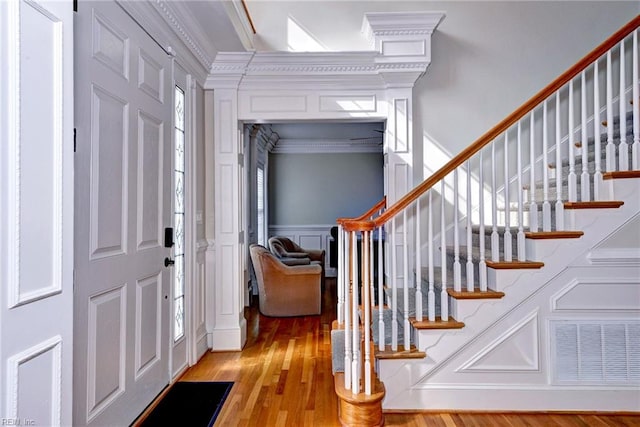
[271,138,382,154]
[588,248,640,265]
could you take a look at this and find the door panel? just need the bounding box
[74,2,172,425]
[0,0,74,425]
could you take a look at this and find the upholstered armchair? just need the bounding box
[249,244,322,317]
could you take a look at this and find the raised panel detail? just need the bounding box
[87,286,126,421]
[8,0,63,307]
[319,95,377,113]
[381,40,426,56]
[250,95,307,113]
[219,165,234,233]
[299,234,323,251]
[6,336,62,425]
[90,85,129,259]
[458,311,539,372]
[220,245,235,315]
[135,273,161,379]
[138,48,164,102]
[92,11,129,79]
[218,100,233,154]
[137,111,163,251]
[393,98,409,152]
[552,278,640,312]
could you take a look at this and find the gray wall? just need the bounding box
[268,152,383,225]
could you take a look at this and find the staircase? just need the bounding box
[331,16,640,425]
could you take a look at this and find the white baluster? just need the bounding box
[516,122,526,261]
[529,111,539,232]
[568,80,577,202]
[594,61,603,200]
[504,133,513,261]
[466,160,474,291]
[378,223,385,351]
[337,224,344,324]
[542,101,552,231]
[391,217,398,351]
[363,230,372,395]
[619,38,629,171]
[633,30,639,170]
[403,210,410,350]
[478,150,488,291]
[428,190,436,320]
[453,168,462,291]
[606,51,615,172]
[581,70,591,201]
[351,231,360,393]
[415,199,423,321]
[440,180,449,321]
[491,142,500,261]
[343,230,351,390]
[555,91,564,230]
[369,224,375,308]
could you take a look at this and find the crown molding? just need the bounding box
[271,138,382,154]
[206,11,445,90]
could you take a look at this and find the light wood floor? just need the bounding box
[176,279,639,426]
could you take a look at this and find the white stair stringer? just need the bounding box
[378,177,640,411]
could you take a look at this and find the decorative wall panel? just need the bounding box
[319,95,377,113]
[9,0,63,306]
[90,86,129,259]
[6,336,62,425]
[552,278,640,312]
[250,95,307,113]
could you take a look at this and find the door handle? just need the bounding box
[164,257,175,267]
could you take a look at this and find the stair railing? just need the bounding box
[335,15,640,398]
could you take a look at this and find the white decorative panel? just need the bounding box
[250,95,307,113]
[219,165,234,233]
[197,263,206,326]
[138,48,164,102]
[393,98,409,152]
[219,100,233,153]
[394,163,409,200]
[8,0,63,307]
[552,278,640,312]
[381,40,426,57]
[459,311,539,372]
[6,336,62,425]
[135,273,161,379]
[136,111,163,251]
[299,234,323,251]
[92,11,129,79]
[87,286,126,420]
[90,86,129,259]
[319,95,376,113]
[220,245,234,315]
[552,320,640,385]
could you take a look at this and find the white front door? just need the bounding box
[74,1,172,425]
[0,1,74,425]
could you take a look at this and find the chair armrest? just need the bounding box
[284,264,322,276]
[280,257,311,266]
[283,251,309,259]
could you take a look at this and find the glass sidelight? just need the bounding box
[173,85,185,341]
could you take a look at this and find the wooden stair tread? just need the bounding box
[486,260,544,269]
[447,289,505,299]
[375,344,426,360]
[410,316,465,330]
[525,231,584,239]
[603,170,640,180]
[564,201,624,209]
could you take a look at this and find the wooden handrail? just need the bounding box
[344,15,640,231]
[337,196,386,226]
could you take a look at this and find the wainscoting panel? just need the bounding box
[136,111,164,251]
